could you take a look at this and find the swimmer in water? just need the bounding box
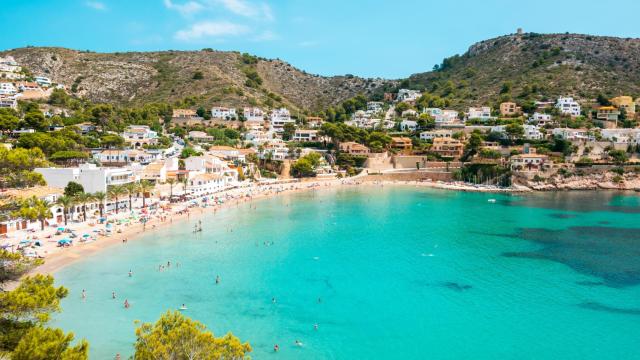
[272,297,276,304]
[215,275,220,284]
[295,340,303,347]
[273,344,279,352]
[128,270,133,277]
[180,303,187,310]
[314,323,318,331]
[112,291,116,299]
[124,299,130,308]
[167,261,171,268]
[81,289,86,299]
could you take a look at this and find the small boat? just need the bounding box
[488,199,496,203]
[179,305,188,311]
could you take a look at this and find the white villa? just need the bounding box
[121,125,158,148]
[467,107,492,121]
[420,129,453,141]
[243,107,264,122]
[211,107,237,120]
[555,97,581,117]
[269,108,295,133]
[293,129,320,142]
[35,164,135,193]
[529,112,553,126]
[552,128,594,141]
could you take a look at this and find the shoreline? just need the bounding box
[14,175,638,279]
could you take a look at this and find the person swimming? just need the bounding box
[313,323,318,331]
[215,275,220,284]
[81,289,86,299]
[295,340,303,347]
[272,297,277,304]
[112,291,116,299]
[273,344,279,352]
[124,299,130,308]
[179,304,187,310]
[128,270,133,277]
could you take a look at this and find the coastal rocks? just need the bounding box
[523,172,640,191]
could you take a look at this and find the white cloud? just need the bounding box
[174,21,249,41]
[215,0,274,20]
[164,0,205,16]
[252,30,278,41]
[85,1,106,10]
[298,40,317,47]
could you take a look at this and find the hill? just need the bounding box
[403,33,640,109]
[1,47,390,112]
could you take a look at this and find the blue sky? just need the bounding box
[2,0,640,79]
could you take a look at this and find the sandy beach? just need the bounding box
[6,175,530,280]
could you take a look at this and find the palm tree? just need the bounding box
[138,180,154,208]
[166,178,176,199]
[181,177,189,195]
[123,182,139,210]
[92,191,106,218]
[74,193,93,222]
[107,185,127,214]
[55,195,75,226]
[15,196,52,231]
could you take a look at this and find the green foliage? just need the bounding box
[0,274,68,352]
[64,182,84,197]
[48,89,72,107]
[100,134,125,149]
[192,71,204,80]
[134,310,251,360]
[366,132,392,152]
[608,149,628,165]
[49,151,89,163]
[180,147,202,159]
[241,53,258,65]
[12,326,88,360]
[0,109,20,132]
[13,197,52,230]
[0,147,48,188]
[0,250,42,290]
[290,152,322,178]
[282,122,296,141]
[242,68,263,88]
[23,111,49,131]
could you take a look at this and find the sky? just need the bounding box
[2,0,640,79]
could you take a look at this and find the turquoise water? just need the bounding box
[52,187,640,359]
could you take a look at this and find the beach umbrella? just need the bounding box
[57,227,65,231]
[83,234,91,238]
[58,239,71,245]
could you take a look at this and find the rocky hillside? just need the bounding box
[1,47,389,112]
[404,33,640,108]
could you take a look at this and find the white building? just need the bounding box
[121,125,158,148]
[293,129,319,142]
[401,109,418,118]
[528,112,553,126]
[0,96,17,109]
[188,131,214,142]
[35,164,135,193]
[420,129,453,141]
[259,140,289,161]
[245,130,274,145]
[423,108,459,125]
[211,107,237,120]
[491,125,543,140]
[269,108,295,133]
[34,76,52,87]
[400,120,418,131]
[0,82,17,95]
[208,146,245,162]
[600,128,640,144]
[552,128,594,141]
[467,107,492,121]
[555,97,581,117]
[243,107,264,122]
[94,149,158,165]
[367,101,384,113]
[397,89,421,102]
[187,173,227,196]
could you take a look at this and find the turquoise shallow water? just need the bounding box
[52,187,640,359]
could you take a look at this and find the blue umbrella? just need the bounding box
[58,238,71,245]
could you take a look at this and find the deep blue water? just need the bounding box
[52,187,640,359]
